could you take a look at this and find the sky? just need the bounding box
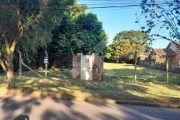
[77,0,170,48]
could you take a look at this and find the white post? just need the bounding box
[44,50,48,78]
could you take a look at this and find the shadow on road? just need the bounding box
[1,97,40,120]
[13,115,29,120]
[0,96,180,120]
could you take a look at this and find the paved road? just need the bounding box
[0,96,180,120]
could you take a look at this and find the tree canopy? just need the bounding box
[109,30,150,62]
[0,0,74,88]
[49,4,87,55]
[136,0,180,44]
[49,5,108,55]
[74,12,108,54]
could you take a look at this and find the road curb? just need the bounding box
[76,98,180,109]
[0,93,180,109]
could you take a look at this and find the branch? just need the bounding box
[0,60,7,72]
[10,40,17,52]
[159,7,180,37]
[0,52,7,72]
[5,39,10,55]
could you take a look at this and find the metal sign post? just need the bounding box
[44,50,49,78]
[44,57,48,78]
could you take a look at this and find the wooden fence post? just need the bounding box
[166,55,169,84]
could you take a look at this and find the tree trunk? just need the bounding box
[6,53,15,89]
[134,58,137,83]
[7,69,15,88]
[116,59,119,63]
[1,39,17,89]
[134,52,137,83]
[1,55,16,89]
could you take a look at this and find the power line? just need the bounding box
[13,1,179,11]
[88,5,141,9]
[33,3,170,11]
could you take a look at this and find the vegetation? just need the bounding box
[0,0,179,106]
[110,40,132,63]
[49,4,87,55]
[73,12,108,54]
[136,0,180,43]
[0,63,180,104]
[108,30,150,82]
[0,1,108,88]
[109,30,150,62]
[0,0,75,88]
[49,7,108,56]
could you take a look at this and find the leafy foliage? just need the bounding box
[110,40,133,62]
[0,0,74,88]
[74,12,107,54]
[109,30,150,62]
[49,6,108,55]
[136,0,180,43]
[49,4,87,55]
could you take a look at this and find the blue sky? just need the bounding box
[77,0,170,48]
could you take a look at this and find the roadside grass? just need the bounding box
[104,63,180,84]
[0,63,180,105]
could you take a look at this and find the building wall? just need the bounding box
[72,53,103,81]
[168,42,178,51]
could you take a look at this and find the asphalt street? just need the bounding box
[0,96,180,120]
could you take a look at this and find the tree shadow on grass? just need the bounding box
[102,68,180,104]
[9,69,179,105]
[2,66,179,109]
[104,67,180,84]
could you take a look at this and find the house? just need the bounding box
[139,42,180,67]
[139,53,149,60]
[166,42,180,51]
[166,42,180,66]
[151,48,176,66]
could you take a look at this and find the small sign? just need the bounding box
[44,57,48,64]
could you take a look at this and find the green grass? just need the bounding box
[104,63,180,84]
[0,63,180,105]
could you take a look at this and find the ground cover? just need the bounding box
[0,63,180,105]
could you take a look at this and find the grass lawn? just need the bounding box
[0,62,180,105]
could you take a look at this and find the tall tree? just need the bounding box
[111,30,149,82]
[50,8,108,56]
[136,0,180,45]
[0,0,74,88]
[74,12,108,54]
[49,4,87,55]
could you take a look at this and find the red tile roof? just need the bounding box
[153,49,176,55]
